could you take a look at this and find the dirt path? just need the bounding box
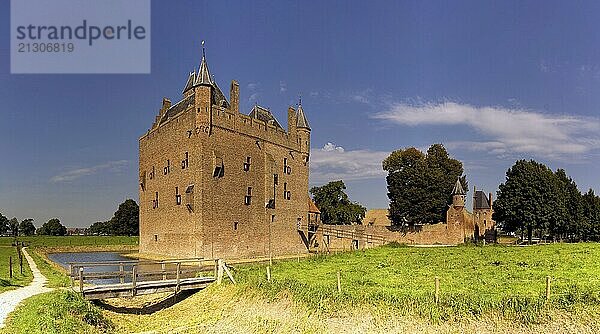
[0,248,53,328]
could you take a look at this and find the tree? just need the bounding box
[8,217,19,237]
[107,199,139,236]
[18,218,36,236]
[37,218,67,236]
[383,144,466,226]
[554,169,583,241]
[582,189,600,241]
[0,213,8,235]
[87,221,110,236]
[310,181,366,225]
[493,160,563,243]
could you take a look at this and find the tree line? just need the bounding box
[0,198,139,237]
[493,159,600,243]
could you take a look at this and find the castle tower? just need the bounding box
[296,99,311,155]
[451,178,466,208]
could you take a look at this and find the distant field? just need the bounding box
[0,246,33,293]
[0,236,138,248]
[235,243,600,322]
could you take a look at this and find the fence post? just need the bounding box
[69,264,74,288]
[119,264,124,284]
[214,259,218,279]
[546,276,551,301]
[337,271,341,293]
[9,256,13,279]
[266,266,271,281]
[161,262,166,280]
[131,265,137,296]
[435,277,440,304]
[79,267,84,293]
[176,262,181,292]
[217,259,224,284]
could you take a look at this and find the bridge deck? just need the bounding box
[82,276,215,300]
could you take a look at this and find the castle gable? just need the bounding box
[248,105,283,129]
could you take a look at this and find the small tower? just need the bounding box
[452,178,466,208]
[296,98,311,155]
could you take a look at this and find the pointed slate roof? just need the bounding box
[182,70,196,93]
[296,103,310,129]
[194,51,213,86]
[452,178,465,195]
[249,105,283,129]
[474,191,491,209]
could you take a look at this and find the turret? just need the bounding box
[452,178,466,208]
[295,99,311,155]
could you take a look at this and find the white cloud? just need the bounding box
[248,92,259,103]
[310,143,388,184]
[373,102,600,159]
[50,160,128,183]
[279,81,287,93]
[247,82,259,91]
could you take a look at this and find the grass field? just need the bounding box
[0,246,32,293]
[233,243,600,322]
[4,242,600,333]
[0,236,138,247]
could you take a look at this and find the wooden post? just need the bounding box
[161,263,166,280]
[337,271,341,293]
[119,264,124,284]
[79,267,84,293]
[69,264,74,288]
[435,277,440,304]
[214,259,218,279]
[131,266,137,297]
[297,252,300,263]
[546,276,551,301]
[9,256,13,279]
[176,262,181,292]
[266,266,271,281]
[217,259,224,284]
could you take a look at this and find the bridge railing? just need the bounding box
[68,257,221,293]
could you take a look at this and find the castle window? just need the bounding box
[234,221,239,230]
[283,158,291,174]
[244,187,252,205]
[213,156,224,178]
[163,160,170,175]
[149,166,155,180]
[283,183,291,200]
[185,184,194,212]
[153,192,159,209]
[243,157,251,172]
[182,152,189,169]
[175,187,181,205]
[139,171,146,191]
[154,234,158,242]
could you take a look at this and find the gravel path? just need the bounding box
[0,247,53,328]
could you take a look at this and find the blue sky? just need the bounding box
[2,1,600,227]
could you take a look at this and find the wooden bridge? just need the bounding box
[68,258,234,300]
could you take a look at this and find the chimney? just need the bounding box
[230,80,239,113]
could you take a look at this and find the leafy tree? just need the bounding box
[493,160,563,243]
[87,221,110,236]
[554,169,583,241]
[0,213,8,235]
[310,181,366,225]
[582,189,600,241]
[107,199,139,236]
[383,144,466,226]
[18,218,36,236]
[37,218,67,236]
[8,217,19,237]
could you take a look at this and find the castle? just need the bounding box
[139,46,311,258]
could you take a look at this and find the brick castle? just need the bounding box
[139,46,311,259]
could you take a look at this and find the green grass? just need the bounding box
[28,248,71,288]
[0,290,114,334]
[0,236,138,248]
[234,243,600,323]
[0,246,33,293]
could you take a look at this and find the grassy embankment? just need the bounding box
[0,236,137,334]
[0,244,32,293]
[6,241,600,333]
